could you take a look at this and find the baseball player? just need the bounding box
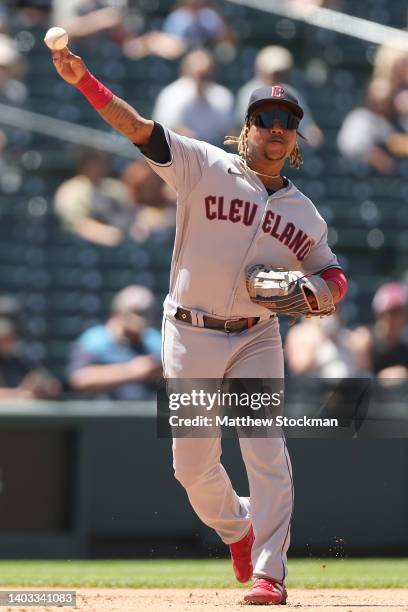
[51,47,348,605]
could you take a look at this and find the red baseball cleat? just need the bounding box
[229,525,254,583]
[243,577,287,605]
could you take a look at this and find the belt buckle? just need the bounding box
[224,318,242,333]
[224,319,233,333]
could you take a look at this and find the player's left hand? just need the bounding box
[246,265,336,319]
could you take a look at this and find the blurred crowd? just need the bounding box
[2,278,408,401]
[0,0,408,402]
[0,284,162,401]
[285,282,408,382]
[338,46,408,175]
[54,148,176,246]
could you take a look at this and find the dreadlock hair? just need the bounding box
[224,120,250,159]
[224,117,304,169]
[289,141,303,169]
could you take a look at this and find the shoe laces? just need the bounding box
[253,578,283,593]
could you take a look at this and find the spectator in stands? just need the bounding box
[54,147,133,247]
[337,79,407,175]
[350,283,408,380]
[121,160,176,242]
[12,0,52,27]
[285,310,360,378]
[67,285,162,401]
[235,45,322,147]
[0,33,26,99]
[0,33,28,154]
[52,0,129,44]
[382,52,408,151]
[125,0,236,61]
[52,0,184,60]
[373,46,408,93]
[152,48,234,144]
[161,0,234,48]
[0,316,60,401]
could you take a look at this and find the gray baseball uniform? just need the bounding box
[141,124,340,581]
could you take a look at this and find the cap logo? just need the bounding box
[271,86,285,98]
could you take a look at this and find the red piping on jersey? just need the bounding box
[76,71,113,110]
[320,268,348,301]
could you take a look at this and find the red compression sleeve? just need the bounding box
[320,268,348,301]
[76,71,113,110]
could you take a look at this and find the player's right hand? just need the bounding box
[51,47,87,86]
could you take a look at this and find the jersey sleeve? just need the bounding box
[138,123,208,201]
[302,223,341,275]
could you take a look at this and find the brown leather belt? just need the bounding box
[175,307,260,333]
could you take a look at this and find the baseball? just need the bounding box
[44,27,69,50]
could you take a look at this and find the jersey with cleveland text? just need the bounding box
[143,127,340,319]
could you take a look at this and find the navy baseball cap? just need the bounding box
[246,85,304,121]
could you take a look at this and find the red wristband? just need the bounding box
[76,71,113,110]
[320,268,348,301]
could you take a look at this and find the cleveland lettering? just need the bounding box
[204,195,314,261]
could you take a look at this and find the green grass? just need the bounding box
[0,559,406,589]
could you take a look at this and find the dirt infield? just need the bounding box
[8,588,407,611]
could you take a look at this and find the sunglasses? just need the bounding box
[252,110,300,130]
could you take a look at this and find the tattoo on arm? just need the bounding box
[97,95,153,144]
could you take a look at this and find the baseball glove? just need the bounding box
[246,265,335,319]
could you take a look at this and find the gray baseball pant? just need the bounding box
[162,315,293,582]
